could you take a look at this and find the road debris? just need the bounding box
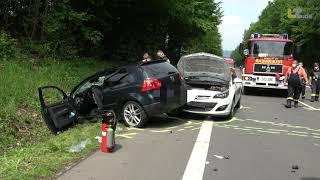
[224,155,230,159]
[214,155,224,159]
[95,136,102,143]
[68,139,91,153]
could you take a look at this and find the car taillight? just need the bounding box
[142,79,162,92]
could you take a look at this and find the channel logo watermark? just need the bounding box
[288,7,312,19]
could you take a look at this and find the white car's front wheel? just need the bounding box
[227,98,235,119]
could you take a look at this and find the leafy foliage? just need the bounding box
[231,0,320,68]
[0,0,223,61]
[0,31,16,60]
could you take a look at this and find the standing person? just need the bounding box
[299,62,307,99]
[309,62,320,102]
[156,50,170,63]
[142,53,152,62]
[285,60,308,108]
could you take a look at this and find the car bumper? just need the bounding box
[182,99,233,116]
[243,83,288,89]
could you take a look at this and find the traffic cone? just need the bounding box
[101,123,108,153]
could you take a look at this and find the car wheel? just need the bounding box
[122,101,148,128]
[227,98,235,120]
[235,97,241,109]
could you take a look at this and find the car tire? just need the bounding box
[227,98,235,120]
[235,97,241,109]
[122,101,148,128]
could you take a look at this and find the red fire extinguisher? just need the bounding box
[101,123,108,153]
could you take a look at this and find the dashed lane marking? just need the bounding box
[127,127,145,131]
[257,130,281,134]
[192,127,201,131]
[182,121,213,180]
[244,118,320,132]
[291,131,309,135]
[233,128,251,131]
[116,133,138,139]
[185,126,194,129]
[244,126,263,130]
[150,129,172,133]
[178,129,185,132]
[287,133,308,137]
[267,129,289,132]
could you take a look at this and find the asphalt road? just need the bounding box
[58,88,320,180]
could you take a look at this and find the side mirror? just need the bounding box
[233,78,242,84]
[243,49,249,56]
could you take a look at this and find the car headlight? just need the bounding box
[213,90,229,99]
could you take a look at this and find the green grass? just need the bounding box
[0,123,101,179]
[0,57,119,179]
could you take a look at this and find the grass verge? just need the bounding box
[0,57,123,179]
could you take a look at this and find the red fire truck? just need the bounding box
[240,33,294,92]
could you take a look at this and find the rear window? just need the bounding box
[142,62,178,77]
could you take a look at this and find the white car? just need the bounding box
[177,53,242,118]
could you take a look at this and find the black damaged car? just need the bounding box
[38,60,186,133]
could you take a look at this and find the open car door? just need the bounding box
[38,86,78,134]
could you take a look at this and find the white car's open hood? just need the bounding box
[177,53,230,82]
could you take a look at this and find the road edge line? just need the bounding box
[298,100,319,110]
[182,121,213,180]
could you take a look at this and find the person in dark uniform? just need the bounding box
[309,62,320,102]
[298,62,307,99]
[285,60,308,108]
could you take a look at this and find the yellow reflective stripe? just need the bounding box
[287,97,293,100]
[311,94,317,96]
[293,99,299,102]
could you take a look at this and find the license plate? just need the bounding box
[257,76,274,82]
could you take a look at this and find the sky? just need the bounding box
[219,0,270,50]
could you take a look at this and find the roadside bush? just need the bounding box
[0,31,17,60]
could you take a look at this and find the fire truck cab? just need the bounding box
[240,33,294,92]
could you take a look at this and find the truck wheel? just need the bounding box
[122,101,148,128]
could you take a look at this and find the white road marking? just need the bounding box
[299,101,320,110]
[182,121,213,180]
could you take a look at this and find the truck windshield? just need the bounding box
[248,41,293,58]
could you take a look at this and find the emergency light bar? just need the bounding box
[251,33,289,39]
